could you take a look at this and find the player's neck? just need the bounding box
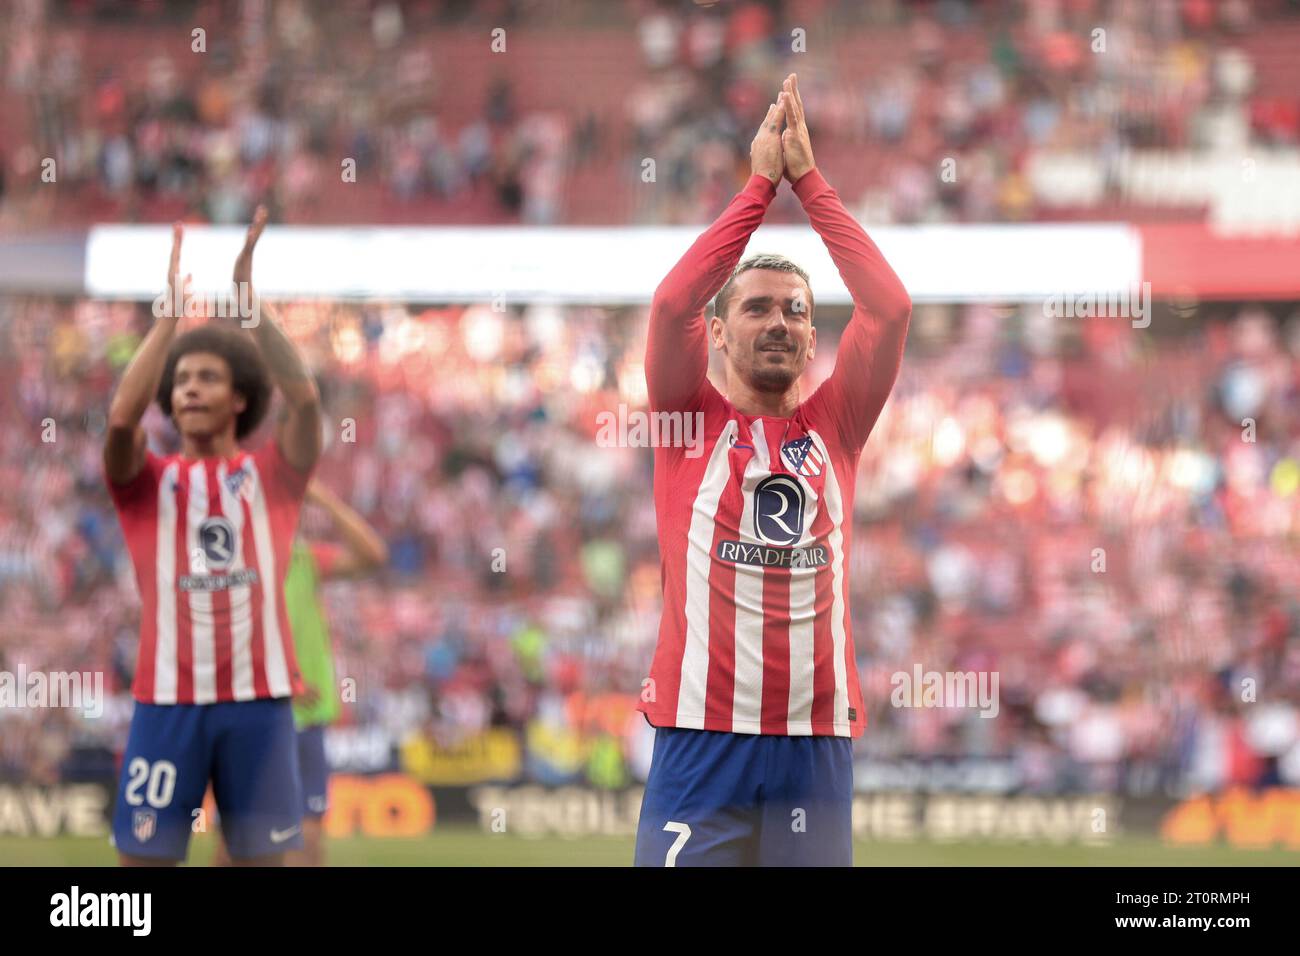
[725,379,801,419]
[179,431,240,461]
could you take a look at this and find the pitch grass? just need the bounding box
[2,830,1297,866]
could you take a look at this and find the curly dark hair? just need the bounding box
[156,325,271,440]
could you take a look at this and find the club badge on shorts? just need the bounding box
[132,809,157,844]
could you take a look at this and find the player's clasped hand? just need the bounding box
[164,221,193,321]
[233,203,270,292]
[750,74,816,186]
[750,98,786,185]
[779,73,815,183]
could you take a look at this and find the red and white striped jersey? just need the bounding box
[106,440,312,705]
[640,170,912,738]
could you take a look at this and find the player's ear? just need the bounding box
[808,324,816,361]
[709,312,727,350]
[232,391,248,415]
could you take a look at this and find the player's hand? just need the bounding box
[232,204,269,291]
[295,684,321,708]
[164,221,192,320]
[304,479,337,508]
[780,73,815,184]
[750,99,786,186]
[305,479,324,505]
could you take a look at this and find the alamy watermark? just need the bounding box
[0,667,105,718]
[890,665,999,718]
[50,886,150,936]
[152,280,260,327]
[1042,282,1151,329]
[595,404,705,458]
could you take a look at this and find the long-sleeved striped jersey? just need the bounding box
[639,169,911,737]
[107,440,311,705]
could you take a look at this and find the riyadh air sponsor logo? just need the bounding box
[178,568,261,591]
[715,540,829,568]
[753,474,805,545]
[199,516,237,570]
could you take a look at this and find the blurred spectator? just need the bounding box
[3,0,1298,229]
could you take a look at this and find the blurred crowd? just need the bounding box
[2,0,1298,228]
[2,294,1300,797]
[2,0,1299,801]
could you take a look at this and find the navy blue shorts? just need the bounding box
[634,726,854,867]
[111,698,303,861]
[296,725,330,818]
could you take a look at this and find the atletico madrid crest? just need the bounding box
[781,436,824,477]
[132,809,157,844]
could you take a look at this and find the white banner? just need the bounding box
[80,222,1142,305]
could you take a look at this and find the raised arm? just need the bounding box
[645,102,785,412]
[234,206,322,473]
[103,223,188,485]
[305,479,389,578]
[782,74,912,450]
